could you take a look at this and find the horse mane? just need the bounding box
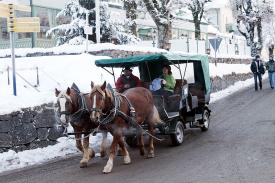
[57,90,72,103]
[91,85,114,103]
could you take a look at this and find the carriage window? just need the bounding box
[172,63,195,83]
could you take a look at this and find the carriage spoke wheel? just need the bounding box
[201,110,210,132]
[170,121,184,146]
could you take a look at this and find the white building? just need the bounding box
[205,0,234,33]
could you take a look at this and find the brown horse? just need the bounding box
[55,84,108,168]
[89,81,161,173]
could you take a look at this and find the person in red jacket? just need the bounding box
[115,66,142,93]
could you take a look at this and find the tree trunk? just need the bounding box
[250,43,258,57]
[157,22,172,50]
[79,0,95,10]
[194,21,201,39]
[124,0,137,36]
[269,45,274,57]
[256,17,263,55]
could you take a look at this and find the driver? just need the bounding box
[115,66,142,93]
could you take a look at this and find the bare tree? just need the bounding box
[142,0,173,50]
[230,0,273,57]
[179,0,211,39]
[123,0,138,36]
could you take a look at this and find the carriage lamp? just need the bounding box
[206,48,211,55]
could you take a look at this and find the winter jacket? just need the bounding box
[162,74,176,92]
[251,59,265,74]
[265,59,275,73]
[115,74,142,93]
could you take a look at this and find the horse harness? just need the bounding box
[90,86,137,127]
[57,88,90,125]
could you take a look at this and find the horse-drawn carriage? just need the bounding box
[95,53,211,146]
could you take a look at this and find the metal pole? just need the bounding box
[95,0,100,43]
[36,66,39,86]
[196,38,199,53]
[215,39,217,66]
[10,32,17,96]
[30,0,35,48]
[7,66,10,85]
[85,11,89,52]
[187,36,189,53]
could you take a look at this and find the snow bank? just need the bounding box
[0,132,113,174]
[0,43,167,58]
[0,53,251,114]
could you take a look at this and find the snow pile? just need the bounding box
[0,54,115,114]
[209,63,250,77]
[211,74,268,103]
[0,43,167,58]
[0,133,113,173]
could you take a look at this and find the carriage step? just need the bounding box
[189,120,203,128]
[167,112,179,119]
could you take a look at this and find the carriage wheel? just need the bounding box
[201,110,210,132]
[125,136,137,148]
[170,121,184,146]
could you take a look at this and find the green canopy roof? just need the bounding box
[95,53,208,67]
[95,53,211,94]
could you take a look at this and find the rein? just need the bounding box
[70,92,90,124]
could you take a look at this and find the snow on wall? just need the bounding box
[0,43,167,58]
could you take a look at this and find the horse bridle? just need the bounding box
[90,87,108,119]
[57,91,89,124]
[90,86,137,126]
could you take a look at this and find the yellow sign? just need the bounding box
[0,3,9,9]
[13,4,31,12]
[15,17,40,23]
[8,17,40,32]
[0,3,9,17]
[14,26,40,32]
[12,17,40,32]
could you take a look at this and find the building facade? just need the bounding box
[0,0,218,50]
[0,0,66,49]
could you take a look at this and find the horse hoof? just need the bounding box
[103,165,112,174]
[80,162,88,168]
[140,150,145,156]
[146,153,155,159]
[123,156,131,165]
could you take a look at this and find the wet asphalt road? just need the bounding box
[1,81,275,183]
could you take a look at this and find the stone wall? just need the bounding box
[0,72,253,153]
[211,72,253,92]
[0,103,63,153]
[209,57,251,64]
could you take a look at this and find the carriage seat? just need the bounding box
[189,83,205,104]
[174,79,187,94]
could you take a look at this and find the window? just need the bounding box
[172,63,195,83]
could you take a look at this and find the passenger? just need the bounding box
[152,65,176,97]
[115,66,142,93]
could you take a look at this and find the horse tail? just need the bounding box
[149,105,162,125]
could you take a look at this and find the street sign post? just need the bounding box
[0,2,40,96]
[209,37,222,66]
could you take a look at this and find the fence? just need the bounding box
[0,38,56,49]
[139,37,251,58]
